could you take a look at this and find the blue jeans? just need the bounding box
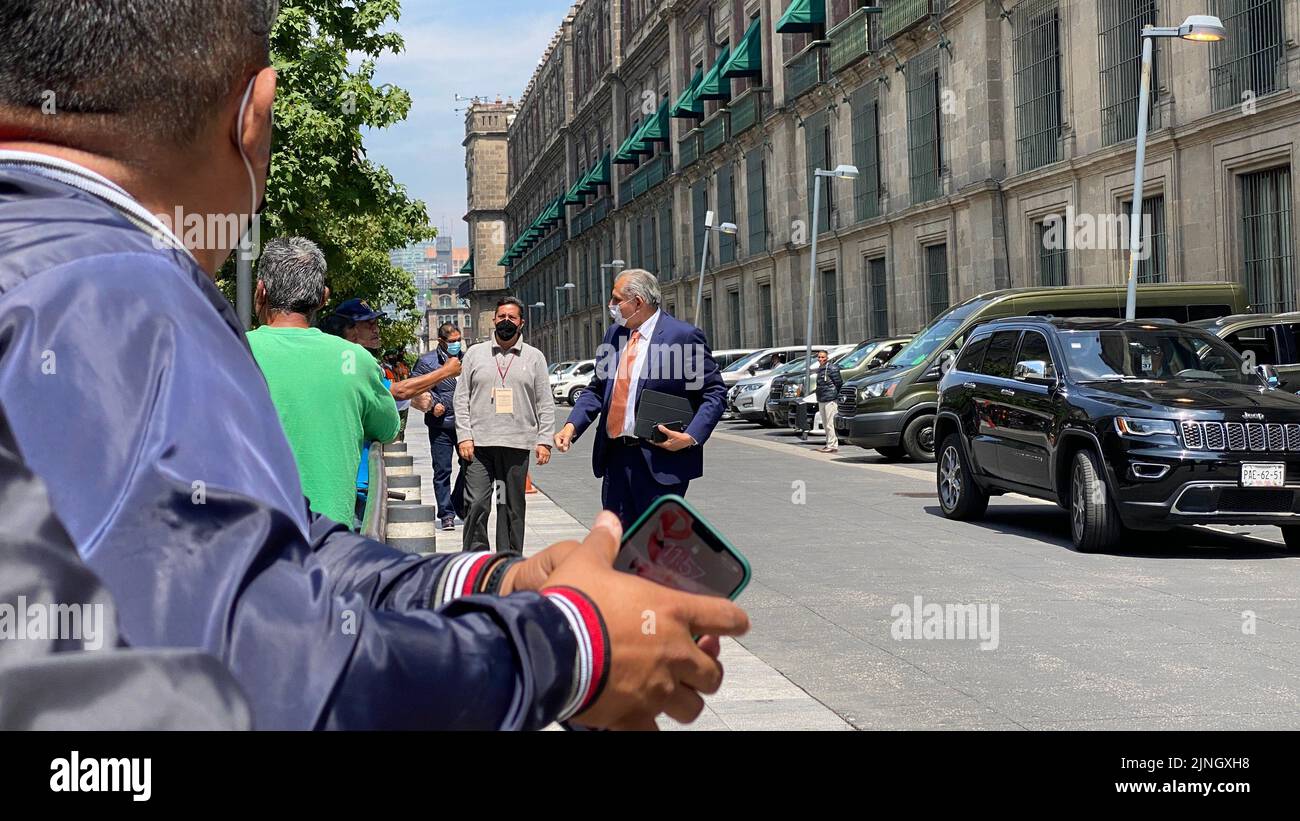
[426,422,458,520]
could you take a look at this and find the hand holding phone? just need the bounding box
[614,496,750,600]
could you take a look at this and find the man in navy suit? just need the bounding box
[554,269,727,528]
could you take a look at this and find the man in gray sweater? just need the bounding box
[454,297,555,553]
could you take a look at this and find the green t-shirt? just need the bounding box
[247,326,400,527]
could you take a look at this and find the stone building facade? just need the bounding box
[463,99,516,342]
[491,0,1299,363]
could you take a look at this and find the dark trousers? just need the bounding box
[461,445,530,554]
[425,422,458,520]
[602,440,689,530]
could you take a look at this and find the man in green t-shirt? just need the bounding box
[246,238,400,527]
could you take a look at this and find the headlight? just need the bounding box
[1114,417,1179,439]
[739,383,761,393]
[859,379,900,400]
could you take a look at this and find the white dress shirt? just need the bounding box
[615,308,660,437]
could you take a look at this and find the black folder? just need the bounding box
[634,389,696,441]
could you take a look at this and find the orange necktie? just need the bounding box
[606,330,641,438]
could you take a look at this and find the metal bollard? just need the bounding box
[387,474,422,504]
[384,454,414,477]
[386,504,438,554]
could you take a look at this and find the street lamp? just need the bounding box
[1123,14,1226,320]
[555,283,576,359]
[803,165,859,403]
[600,259,626,331]
[692,211,739,329]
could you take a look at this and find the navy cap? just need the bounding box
[333,298,386,323]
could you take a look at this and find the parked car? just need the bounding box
[934,316,1300,553]
[835,282,1248,463]
[552,359,596,405]
[712,348,757,371]
[735,347,850,425]
[1189,312,1300,393]
[721,346,809,388]
[778,336,914,433]
[767,341,886,427]
[548,361,576,384]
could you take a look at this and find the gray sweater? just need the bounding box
[453,336,555,451]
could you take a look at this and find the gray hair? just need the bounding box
[0,0,279,146]
[618,269,661,308]
[258,237,327,319]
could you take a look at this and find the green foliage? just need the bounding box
[219,0,430,351]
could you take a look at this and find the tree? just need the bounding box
[220,0,430,352]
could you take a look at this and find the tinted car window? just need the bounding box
[1062,328,1255,384]
[575,363,595,375]
[1225,326,1280,366]
[978,331,1021,379]
[955,335,991,373]
[1015,331,1057,380]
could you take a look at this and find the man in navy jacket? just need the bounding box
[0,0,746,730]
[555,270,727,528]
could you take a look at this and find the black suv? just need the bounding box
[935,317,1300,552]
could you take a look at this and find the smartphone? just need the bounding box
[614,495,750,600]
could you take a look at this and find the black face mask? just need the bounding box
[495,319,520,340]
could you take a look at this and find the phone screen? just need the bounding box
[614,498,748,599]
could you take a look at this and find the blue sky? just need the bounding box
[362,0,576,247]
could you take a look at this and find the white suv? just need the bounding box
[552,359,597,405]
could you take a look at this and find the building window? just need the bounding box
[821,268,839,344]
[746,148,768,256]
[702,295,715,344]
[630,217,642,268]
[659,201,675,281]
[1036,219,1068,286]
[1120,195,1168,283]
[1211,0,1287,112]
[804,110,833,235]
[868,257,889,337]
[758,282,774,347]
[718,162,737,264]
[906,49,942,205]
[1012,0,1063,172]
[728,288,743,348]
[1098,0,1159,146]
[1241,166,1295,313]
[851,82,882,222]
[692,179,709,264]
[642,212,658,274]
[925,244,950,320]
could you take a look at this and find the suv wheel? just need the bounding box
[937,436,988,520]
[568,386,584,405]
[902,414,937,462]
[1069,449,1125,553]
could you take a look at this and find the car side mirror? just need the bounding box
[1258,364,1279,388]
[1014,360,1057,386]
[748,365,758,375]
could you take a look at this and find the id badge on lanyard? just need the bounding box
[494,353,516,415]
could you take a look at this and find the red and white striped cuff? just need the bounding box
[433,552,497,606]
[543,586,611,721]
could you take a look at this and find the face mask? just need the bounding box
[610,299,638,328]
[446,341,462,356]
[235,77,263,259]
[496,319,519,340]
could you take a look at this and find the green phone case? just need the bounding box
[619,494,752,601]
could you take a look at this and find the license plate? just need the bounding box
[1241,463,1286,487]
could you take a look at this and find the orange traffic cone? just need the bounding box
[525,473,538,494]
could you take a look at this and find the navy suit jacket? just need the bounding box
[566,311,726,485]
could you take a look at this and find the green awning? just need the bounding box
[697,46,732,102]
[722,18,763,79]
[639,99,671,145]
[564,174,588,206]
[671,68,705,120]
[576,151,610,195]
[776,0,824,34]
[459,254,473,275]
[614,121,646,165]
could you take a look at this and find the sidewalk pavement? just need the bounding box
[401,413,851,731]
